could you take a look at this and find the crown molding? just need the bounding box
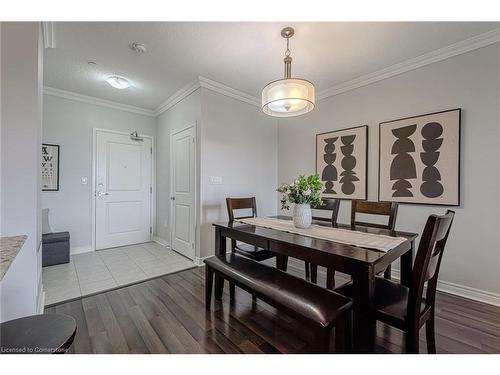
[42,22,56,49]
[43,86,155,117]
[153,76,260,116]
[317,27,500,100]
[153,79,201,116]
[198,76,260,107]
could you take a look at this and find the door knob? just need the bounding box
[97,191,110,197]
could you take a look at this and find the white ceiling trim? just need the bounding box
[153,76,260,116]
[42,22,56,49]
[43,86,156,117]
[198,76,260,107]
[317,27,500,100]
[153,79,201,116]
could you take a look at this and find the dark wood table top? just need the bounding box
[0,314,76,354]
[213,215,418,267]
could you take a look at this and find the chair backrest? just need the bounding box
[226,197,257,223]
[311,198,340,227]
[350,199,399,230]
[407,210,455,324]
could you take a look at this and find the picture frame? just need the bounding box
[42,143,60,191]
[316,125,368,200]
[378,108,461,206]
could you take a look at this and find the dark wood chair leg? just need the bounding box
[229,282,236,301]
[214,275,224,301]
[205,265,214,310]
[326,268,335,289]
[252,295,257,303]
[305,261,310,281]
[426,312,437,354]
[310,264,318,284]
[405,327,420,354]
[383,265,392,279]
[276,255,289,272]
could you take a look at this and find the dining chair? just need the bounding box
[226,197,276,262]
[335,210,455,353]
[351,199,399,280]
[308,198,340,283]
[226,197,311,284]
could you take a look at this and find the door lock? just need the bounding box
[97,191,110,197]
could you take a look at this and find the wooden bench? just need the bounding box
[204,253,353,353]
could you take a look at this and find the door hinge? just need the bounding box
[150,186,152,194]
[150,147,152,154]
[150,227,152,234]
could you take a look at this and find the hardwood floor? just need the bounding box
[46,261,500,354]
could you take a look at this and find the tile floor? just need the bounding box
[42,242,195,306]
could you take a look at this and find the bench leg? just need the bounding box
[312,330,332,353]
[205,265,214,311]
[215,275,224,301]
[334,311,353,353]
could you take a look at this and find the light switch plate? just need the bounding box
[209,176,222,185]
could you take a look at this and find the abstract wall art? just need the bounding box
[379,109,461,206]
[316,125,368,200]
[42,144,60,191]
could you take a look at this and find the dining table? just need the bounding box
[212,215,418,352]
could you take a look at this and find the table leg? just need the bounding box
[400,240,414,288]
[214,227,226,300]
[351,268,376,353]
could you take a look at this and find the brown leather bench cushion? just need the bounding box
[204,254,352,328]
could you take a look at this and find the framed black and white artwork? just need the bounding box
[379,108,461,206]
[42,144,60,191]
[316,125,368,200]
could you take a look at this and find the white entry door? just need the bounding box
[95,130,152,250]
[170,126,195,259]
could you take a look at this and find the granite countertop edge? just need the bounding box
[0,235,28,281]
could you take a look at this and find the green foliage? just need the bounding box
[277,174,323,210]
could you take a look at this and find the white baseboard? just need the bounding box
[71,245,93,255]
[153,236,170,248]
[391,270,500,307]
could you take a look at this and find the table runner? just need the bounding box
[238,217,406,252]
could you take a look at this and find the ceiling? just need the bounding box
[44,22,499,110]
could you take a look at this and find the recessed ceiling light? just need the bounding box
[129,42,147,53]
[106,75,131,90]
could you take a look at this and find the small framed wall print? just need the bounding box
[42,144,60,191]
[378,108,461,206]
[316,125,368,200]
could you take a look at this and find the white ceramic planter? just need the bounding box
[293,203,312,229]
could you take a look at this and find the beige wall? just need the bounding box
[278,44,500,299]
[42,94,156,253]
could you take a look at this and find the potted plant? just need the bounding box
[277,175,323,229]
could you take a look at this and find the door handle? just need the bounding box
[97,191,110,197]
[170,197,175,201]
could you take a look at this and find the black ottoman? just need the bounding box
[42,232,70,267]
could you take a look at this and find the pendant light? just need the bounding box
[262,27,315,117]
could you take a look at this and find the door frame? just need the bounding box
[169,123,197,260]
[91,128,156,252]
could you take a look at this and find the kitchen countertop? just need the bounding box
[0,235,27,281]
